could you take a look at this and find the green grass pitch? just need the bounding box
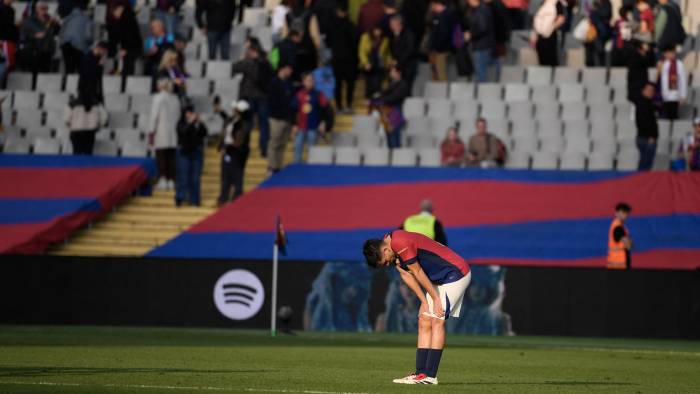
[0,326,698,393]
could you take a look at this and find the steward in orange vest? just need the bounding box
[607,203,633,270]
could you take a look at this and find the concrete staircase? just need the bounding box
[48,92,364,256]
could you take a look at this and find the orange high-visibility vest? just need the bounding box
[607,218,628,269]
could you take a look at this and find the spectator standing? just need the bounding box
[626,39,653,102]
[659,47,686,120]
[64,96,107,155]
[57,0,74,18]
[154,0,184,36]
[502,0,528,29]
[607,202,632,270]
[232,42,272,157]
[155,49,187,99]
[428,0,454,81]
[359,26,390,99]
[313,0,338,40]
[58,0,93,74]
[292,72,329,163]
[400,0,428,48]
[267,64,295,173]
[283,0,322,75]
[143,19,173,76]
[328,5,359,114]
[111,3,142,77]
[175,106,208,206]
[611,5,635,67]
[195,0,236,60]
[149,79,181,190]
[676,118,700,171]
[440,126,465,167]
[77,42,108,104]
[375,66,409,149]
[313,50,336,110]
[636,0,654,38]
[584,0,612,68]
[654,0,685,52]
[105,0,131,58]
[270,29,302,80]
[358,0,385,33]
[402,199,448,245]
[271,0,291,44]
[19,1,59,73]
[388,14,417,92]
[217,100,253,204]
[0,0,20,81]
[634,83,658,171]
[530,0,566,67]
[466,118,502,167]
[487,0,511,70]
[464,0,497,83]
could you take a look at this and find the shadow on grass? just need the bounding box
[441,381,636,386]
[0,367,273,378]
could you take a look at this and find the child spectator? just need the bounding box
[675,118,700,171]
[440,127,465,167]
[292,72,329,163]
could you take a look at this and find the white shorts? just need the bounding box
[423,272,471,320]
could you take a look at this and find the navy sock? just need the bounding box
[415,348,429,374]
[425,349,443,378]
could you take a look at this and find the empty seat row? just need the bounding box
[506,150,670,171]
[1,136,149,157]
[307,146,442,167]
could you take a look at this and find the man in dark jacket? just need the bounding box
[389,14,417,92]
[428,0,454,81]
[272,29,302,81]
[400,0,428,52]
[0,0,20,81]
[328,5,358,113]
[267,63,295,173]
[112,3,143,76]
[232,43,272,157]
[77,41,108,104]
[655,0,685,53]
[19,1,59,73]
[176,106,208,207]
[626,40,654,103]
[196,0,236,60]
[464,0,496,83]
[635,83,658,171]
[217,100,253,205]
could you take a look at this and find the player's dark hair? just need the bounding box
[615,202,632,213]
[363,239,384,268]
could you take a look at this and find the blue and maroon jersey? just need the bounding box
[390,229,470,284]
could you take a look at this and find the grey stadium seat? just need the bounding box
[586,85,612,103]
[449,82,475,100]
[431,117,458,138]
[25,127,53,140]
[581,68,608,86]
[538,119,563,137]
[531,151,559,169]
[206,61,232,79]
[564,120,589,136]
[356,133,384,148]
[104,93,130,112]
[121,140,149,157]
[43,92,70,112]
[608,68,627,86]
[185,60,204,77]
[504,84,530,102]
[511,136,537,153]
[15,109,44,129]
[33,137,61,154]
[510,119,537,138]
[363,148,390,166]
[65,75,79,94]
[526,66,552,85]
[561,103,587,121]
[391,148,418,166]
[588,102,615,122]
[307,146,333,164]
[190,95,213,113]
[410,134,436,149]
[186,78,211,96]
[93,139,119,156]
[535,102,560,120]
[590,119,616,137]
[332,133,356,147]
[508,102,534,120]
[6,72,33,90]
[108,112,135,128]
[3,137,31,153]
[418,148,441,167]
[129,94,153,114]
[539,134,565,153]
[553,67,580,84]
[453,99,479,119]
[532,85,557,102]
[36,73,63,93]
[558,84,585,103]
[559,152,586,170]
[476,83,503,101]
[480,100,506,119]
[13,91,41,110]
[616,148,640,170]
[611,85,629,104]
[500,66,525,83]
[587,152,615,170]
[426,98,453,118]
[405,117,430,135]
[485,118,510,137]
[424,81,449,98]
[505,151,530,169]
[114,128,143,144]
[403,98,426,116]
[351,115,379,134]
[334,147,361,165]
[125,76,152,95]
[103,75,122,94]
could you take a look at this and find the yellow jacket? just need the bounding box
[358,33,391,70]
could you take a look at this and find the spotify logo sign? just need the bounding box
[213,269,265,320]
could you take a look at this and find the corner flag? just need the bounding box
[275,214,287,255]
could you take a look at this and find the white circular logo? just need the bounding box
[213,269,265,320]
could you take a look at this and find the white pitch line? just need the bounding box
[0,381,368,394]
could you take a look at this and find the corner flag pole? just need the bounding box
[271,242,279,337]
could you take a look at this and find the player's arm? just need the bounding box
[396,265,427,305]
[405,262,444,318]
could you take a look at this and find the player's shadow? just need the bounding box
[0,367,274,378]
[441,381,637,386]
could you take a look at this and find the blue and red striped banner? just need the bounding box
[149,165,700,270]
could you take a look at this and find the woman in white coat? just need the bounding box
[149,78,181,190]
